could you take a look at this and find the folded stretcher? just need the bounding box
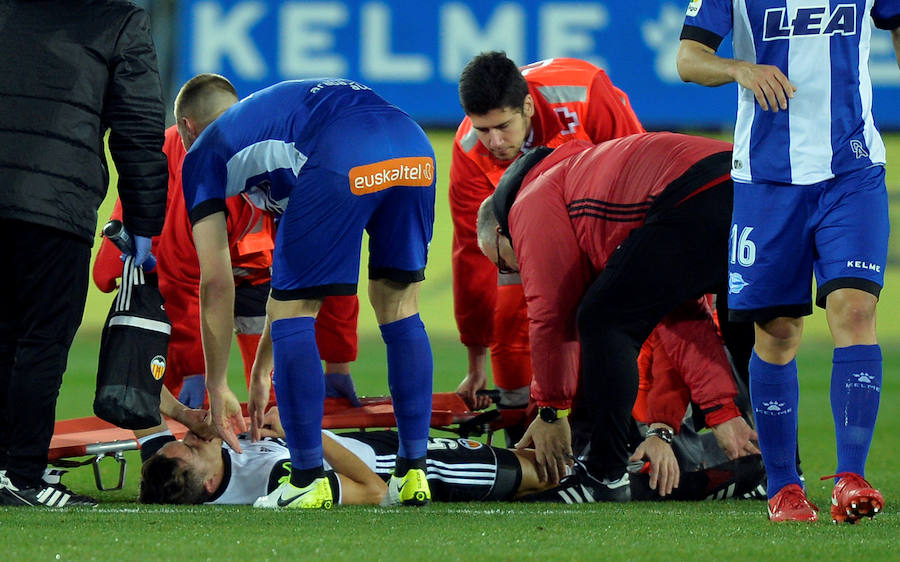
[49,392,528,491]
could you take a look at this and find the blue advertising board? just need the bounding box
[177,1,900,129]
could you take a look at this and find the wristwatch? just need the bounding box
[538,406,570,423]
[645,427,674,444]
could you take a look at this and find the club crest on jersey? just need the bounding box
[763,4,856,41]
[729,272,749,294]
[150,355,166,380]
[849,139,869,159]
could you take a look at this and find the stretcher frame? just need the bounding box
[49,392,527,491]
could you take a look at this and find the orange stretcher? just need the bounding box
[48,392,528,491]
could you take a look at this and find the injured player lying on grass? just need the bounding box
[139,407,766,506]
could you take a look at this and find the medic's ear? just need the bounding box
[493,146,554,237]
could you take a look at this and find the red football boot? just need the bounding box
[822,473,884,524]
[767,483,819,522]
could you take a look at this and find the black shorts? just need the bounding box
[340,430,522,501]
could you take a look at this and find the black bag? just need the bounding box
[94,256,171,429]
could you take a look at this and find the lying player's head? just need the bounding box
[174,73,239,150]
[138,431,223,505]
[459,51,535,161]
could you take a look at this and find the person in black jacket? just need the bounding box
[0,0,167,507]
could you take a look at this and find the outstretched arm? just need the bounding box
[323,433,387,505]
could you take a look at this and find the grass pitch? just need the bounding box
[1,132,898,560]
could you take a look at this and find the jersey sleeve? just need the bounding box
[449,139,499,348]
[680,0,733,51]
[872,0,900,30]
[642,333,693,432]
[512,186,593,409]
[92,199,125,293]
[582,70,645,142]
[182,140,229,225]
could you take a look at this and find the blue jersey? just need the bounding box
[182,79,406,224]
[681,0,900,185]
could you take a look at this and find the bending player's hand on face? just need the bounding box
[733,61,796,112]
[629,435,679,497]
[208,386,247,453]
[711,416,760,460]
[516,417,573,485]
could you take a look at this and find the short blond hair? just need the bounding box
[174,73,238,130]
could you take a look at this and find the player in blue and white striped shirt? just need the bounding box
[677,0,900,523]
[177,74,437,509]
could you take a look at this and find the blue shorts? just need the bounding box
[728,165,888,322]
[270,108,435,300]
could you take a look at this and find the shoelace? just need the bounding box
[820,472,867,484]
[775,486,819,512]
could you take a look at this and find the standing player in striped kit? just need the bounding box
[677,0,900,523]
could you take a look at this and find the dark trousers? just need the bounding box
[575,182,744,480]
[0,220,90,487]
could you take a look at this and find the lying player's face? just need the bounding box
[158,431,223,477]
[469,100,534,161]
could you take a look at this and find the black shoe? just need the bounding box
[518,463,631,503]
[42,468,99,507]
[0,472,97,507]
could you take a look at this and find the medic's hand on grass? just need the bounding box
[629,437,679,497]
[209,387,247,453]
[517,416,572,485]
[711,416,760,460]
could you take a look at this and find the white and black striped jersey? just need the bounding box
[330,430,521,501]
[205,431,521,504]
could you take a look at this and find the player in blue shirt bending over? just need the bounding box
[677,1,900,523]
[178,74,436,509]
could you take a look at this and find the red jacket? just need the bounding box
[509,133,733,408]
[449,58,644,348]
[634,299,742,432]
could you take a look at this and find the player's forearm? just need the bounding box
[200,277,235,389]
[676,40,740,87]
[323,434,386,505]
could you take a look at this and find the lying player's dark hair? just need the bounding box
[459,51,530,116]
[139,454,210,505]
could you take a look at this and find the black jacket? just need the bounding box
[0,0,167,242]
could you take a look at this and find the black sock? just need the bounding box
[290,465,325,488]
[394,456,426,477]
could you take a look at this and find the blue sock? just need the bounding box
[832,344,882,478]
[271,317,325,482]
[381,314,432,462]
[749,351,801,498]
